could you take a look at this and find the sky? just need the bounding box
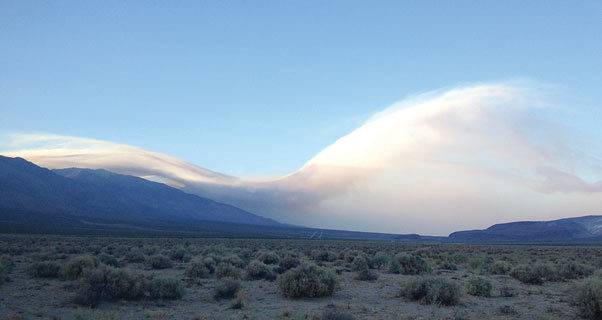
[2,1,601,178]
[2,2,602,234]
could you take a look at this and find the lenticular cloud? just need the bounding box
[3,83,601,235]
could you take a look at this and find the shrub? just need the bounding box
[148,278,185,300]
[466,276,492,297]
[256,251,280,265]
[230,290,247,309]
[572,277,602,320]
[125,249,146,263]
[216,262,241,279]
[489,261,511,275]
[202,256,216,273]
[98,253,120,267]
[245,260,276,281]
[0,257,15,285]
[185,261,210,279]
[351,255,369,272]
[438,261,458,271]
[371,252,389,269]
[27,261,61,278]
[146,255,173,270]
[510,263,557,284]
[169,248,192,263]
[221,255,244,268]
[74,265,184,306]
[311,250,338,262]
[61,255,99,280]
[278,263,338,298]
[401,277,461,306]
[279,257,300,271]
[355,269,378,281]
[451,254,468,264]
[468,256,484,270]
[557,261,594,280]
[388,254,431,275]
[74,265,146,306]
[214,278,241,300]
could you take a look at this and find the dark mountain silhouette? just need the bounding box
[449,215,602,243]
[0,155,278,226]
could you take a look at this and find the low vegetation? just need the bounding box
[74,265,184,306]
[0,234,599,319]
[214,278,241,300]
[27,261,61,278]
[388,254,432,275]
[572,276,602,320]
[401,277,461,306]
[278,263,339,298]
[466,276,492,297]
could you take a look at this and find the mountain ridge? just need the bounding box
[0,155,278,226]
[448,215,602,242]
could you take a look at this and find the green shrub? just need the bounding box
[557,261,594,280]
[0,256,14,274]
[0,257,15,286]
[355,269,378,281]
[230,290,247,309]
[351,255,369,272]
[185,261,210,279]
[98,253,120,267]
[278,263,338,298]
[245,260,276,281]
[311,250,338,262]
[202,256,217,273]
[388,254,431,275]
[489,261,511,275]
[401,277,461,306]
[216,262,241,279]
[168,248,192,263]
[451,254,468,264]
[256,251,280,265]
[510,263,557,284]
[214,278,241,300]
[148,278,185,300]
[466,276,492,297]
[371,252,389,269]
[438,260,458,271]
[279,257,300,271]
[125,249,146,263]
[146,254,173,270]
[468,256,484,270]
[61,255,99,280]
[27,261,61,278]
[74,265,146,306]
[221,255,244,268]
[572,276,602,320]
[74,265,184,306]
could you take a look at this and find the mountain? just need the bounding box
[448,215,602,243]
[0,155,278,227]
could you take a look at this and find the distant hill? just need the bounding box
[0,155,278,226]
[449,215,602,243]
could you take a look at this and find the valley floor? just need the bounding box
[0,235,598,320]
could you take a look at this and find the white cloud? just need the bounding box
[3,82,601,235]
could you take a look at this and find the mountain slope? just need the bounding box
[448,215,602,242]
[0,156,278,226]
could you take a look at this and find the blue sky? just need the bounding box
[2,0,601,177]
